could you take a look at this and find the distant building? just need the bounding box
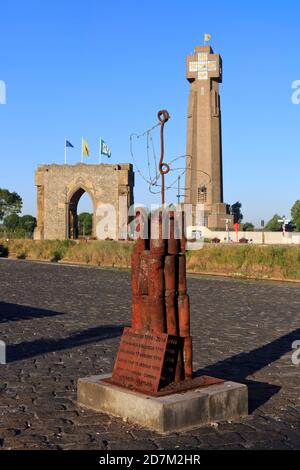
[34,163,134,240]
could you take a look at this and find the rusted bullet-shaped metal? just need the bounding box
[164,255,176,296]
[179,211,186,253]
[135,238,147,254]
[148,297,166,334]
[134,208,148,253]
[132,251,149,296]
[131,295,142,330]
[178,294,190,337]
[167,211,179,255]
[164,255,178,335]
[131,252,140,297]
[165,296,178,336]
[179,236,186,254]
[138,250,149,295]
[148,254,164,298]
[150,212,166,255]
[178,254,187,295]
[139,295,152,331]
[183,336,193,379]
[150,237,166,256]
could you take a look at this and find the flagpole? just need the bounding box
[64,138,67,164]
[81,137,83,163]
[99,137,101,164]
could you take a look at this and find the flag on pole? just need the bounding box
[64,138,74,164]
[100,138,112,158]
[82,138,90,157]
[204,33,211,42]
[66,140,74,148]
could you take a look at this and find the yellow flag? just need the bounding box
[204,33,211,42]
[82,138,89,157]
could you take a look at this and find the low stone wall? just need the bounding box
[194,227,300,245]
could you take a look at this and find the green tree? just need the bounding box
[291,200,300,231]
[242,222,254,231]
[19,215,37,234]
[3,213,20,230]
[230,201,243,224]
[0,189,22,221]
[78,212,92,236]
[264,214,283,231]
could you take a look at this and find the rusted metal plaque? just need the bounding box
[111,327,178,394]
[160,335,181,388]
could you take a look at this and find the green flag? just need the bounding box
[100,138,112,158]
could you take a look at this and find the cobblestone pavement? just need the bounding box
[1,258,300,450]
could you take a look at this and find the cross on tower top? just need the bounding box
[186,46,222,83]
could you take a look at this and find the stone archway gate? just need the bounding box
[34,163,134,240]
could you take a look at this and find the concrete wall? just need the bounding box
[188,226,300,245]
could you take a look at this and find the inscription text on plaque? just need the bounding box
[111,327,179,393]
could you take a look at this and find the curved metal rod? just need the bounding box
[157,109,170,205]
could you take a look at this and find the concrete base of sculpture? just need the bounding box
[77,373,248,434]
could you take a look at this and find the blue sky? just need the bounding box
[0,0,300,226]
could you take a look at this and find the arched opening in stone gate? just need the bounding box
[68,188,95,239]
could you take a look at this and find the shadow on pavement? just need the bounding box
[195,328,300,412]
[0,301,64,323]
[5,301,300,415]
[7,323,125,362]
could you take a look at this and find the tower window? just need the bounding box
[198,185,207,203]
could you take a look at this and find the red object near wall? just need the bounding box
[112,209,193,393]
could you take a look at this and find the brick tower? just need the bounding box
[184,44,233,229]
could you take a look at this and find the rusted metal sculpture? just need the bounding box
[110,110,194,394]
